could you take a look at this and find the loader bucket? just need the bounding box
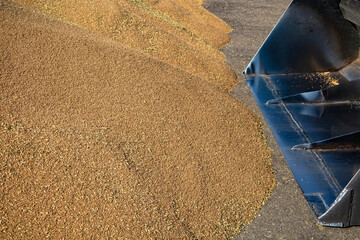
[244,0,360,227]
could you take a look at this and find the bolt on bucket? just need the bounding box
[244,0,360,227]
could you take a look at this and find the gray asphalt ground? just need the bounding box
[204,0,360,239]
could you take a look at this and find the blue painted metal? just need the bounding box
[244,0,360,227]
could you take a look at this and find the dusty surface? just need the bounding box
[0,0,275,238]
[205,0,360,239]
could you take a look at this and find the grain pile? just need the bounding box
[13,0,237,91]
[0,0,275,239]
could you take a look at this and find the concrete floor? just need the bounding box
[204,0,360,239]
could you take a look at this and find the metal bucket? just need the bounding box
[244,0,360,227]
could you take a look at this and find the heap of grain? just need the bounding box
[0,0,275,239]
[13,0,237,91]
